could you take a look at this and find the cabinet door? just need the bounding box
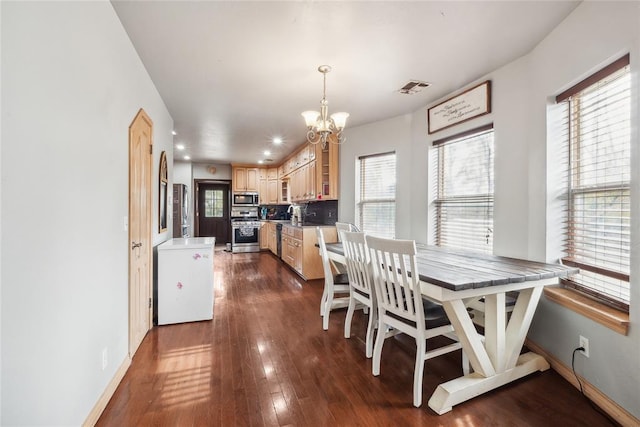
[319,142,339,199]
[233,167,247,191]
[259,179,268,204]
[267,180,278,204]
[279,179,289,204]
[259,222,269,249]
[246,168,259,191]
[258,167,267,180]
[307,160,316,200]
[292,238,303,273]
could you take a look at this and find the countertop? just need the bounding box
[260,219,335,229]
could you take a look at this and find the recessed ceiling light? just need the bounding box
[183,155,190,160]
[258,160,264,164]
[176,144,185,150]
[264,150,271,156]
[273,137,282,144]
[171,130,177,136]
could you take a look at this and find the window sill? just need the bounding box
[544,287,629,335]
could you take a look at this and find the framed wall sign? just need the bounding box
[428,80,491,134]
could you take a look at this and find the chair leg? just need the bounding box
[344,293,356,338]
[320,285,328,316]
[372,316,386,376]
[364,305,376,358]
[322,289,334,331]
[413,339,426,407]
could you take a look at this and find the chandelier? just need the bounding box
[301,65,349,148]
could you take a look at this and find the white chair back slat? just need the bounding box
[342,231,378,358]
[367,235,423,325]
[342,231,374,297]
[335,222,360,242]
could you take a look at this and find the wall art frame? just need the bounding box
[428,80,491,134]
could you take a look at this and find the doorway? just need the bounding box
[195,180,231,244]
[128,109,153,358]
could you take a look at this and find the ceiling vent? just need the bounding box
[398,80,431,95]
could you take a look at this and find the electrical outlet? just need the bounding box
[579,335,589,358]
[102,348,108,370]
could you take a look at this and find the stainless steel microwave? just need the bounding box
[232,192,259,206]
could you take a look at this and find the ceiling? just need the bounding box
[111,1,579,166]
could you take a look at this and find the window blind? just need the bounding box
[433,125,494,254]
[558,54,630,310]
[357,152,396,238]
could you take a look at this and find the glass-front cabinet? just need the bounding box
[316,137,339,200]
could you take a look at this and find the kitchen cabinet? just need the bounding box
[281,225,337,280]
[232,167,259,192]
[258,168,279,204]
[259,221,269,250]
[267,179,278,204]
[279,179,289,204]
[268,222,278,255]
[267,167,278,180]
[306,160,316,200]
[315,140,339,200]
[233,141,338,204]
[259,178,268,204]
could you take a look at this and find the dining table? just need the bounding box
[323,241,578,414]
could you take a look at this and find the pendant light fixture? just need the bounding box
[301,65,349,148]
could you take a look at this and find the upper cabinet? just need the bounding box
[232,140,338,203]
[232,166,259,192]
[316,138,339,200]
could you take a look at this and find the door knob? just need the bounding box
[131,242,142,250]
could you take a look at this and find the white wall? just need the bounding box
[1,1,173,425]
[526,1,640,416]
[339,1,640,419]
[339,114,413,239]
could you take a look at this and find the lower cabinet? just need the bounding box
[281,225,337,280]
[259,221,269,250]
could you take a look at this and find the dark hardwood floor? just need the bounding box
[97,249,615,426]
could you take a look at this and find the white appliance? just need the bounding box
[157,237,215,325]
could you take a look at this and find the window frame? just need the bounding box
[356,151,397,239]
[556,54,631,313]
[432,123,495,254]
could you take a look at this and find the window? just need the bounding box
[204,189,224,218]
[356,152,396,238]
[556,54,631,311]
[433,124,494,254]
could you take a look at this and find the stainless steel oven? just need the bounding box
[230,207,260,253]
[231,220,261,253]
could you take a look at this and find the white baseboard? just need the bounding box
[526,338,639,427]
[82,356,131,427]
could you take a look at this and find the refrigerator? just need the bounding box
[157,237,215,325]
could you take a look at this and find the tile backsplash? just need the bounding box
[302,200,338,225]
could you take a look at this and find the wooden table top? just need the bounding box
[324,242,578,291]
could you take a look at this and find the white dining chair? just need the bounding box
[335,222,359,242]
[316,227,350,330]
[341,231,377,358]
[366,235,469,408]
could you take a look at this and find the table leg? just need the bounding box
[428,287,550,415]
